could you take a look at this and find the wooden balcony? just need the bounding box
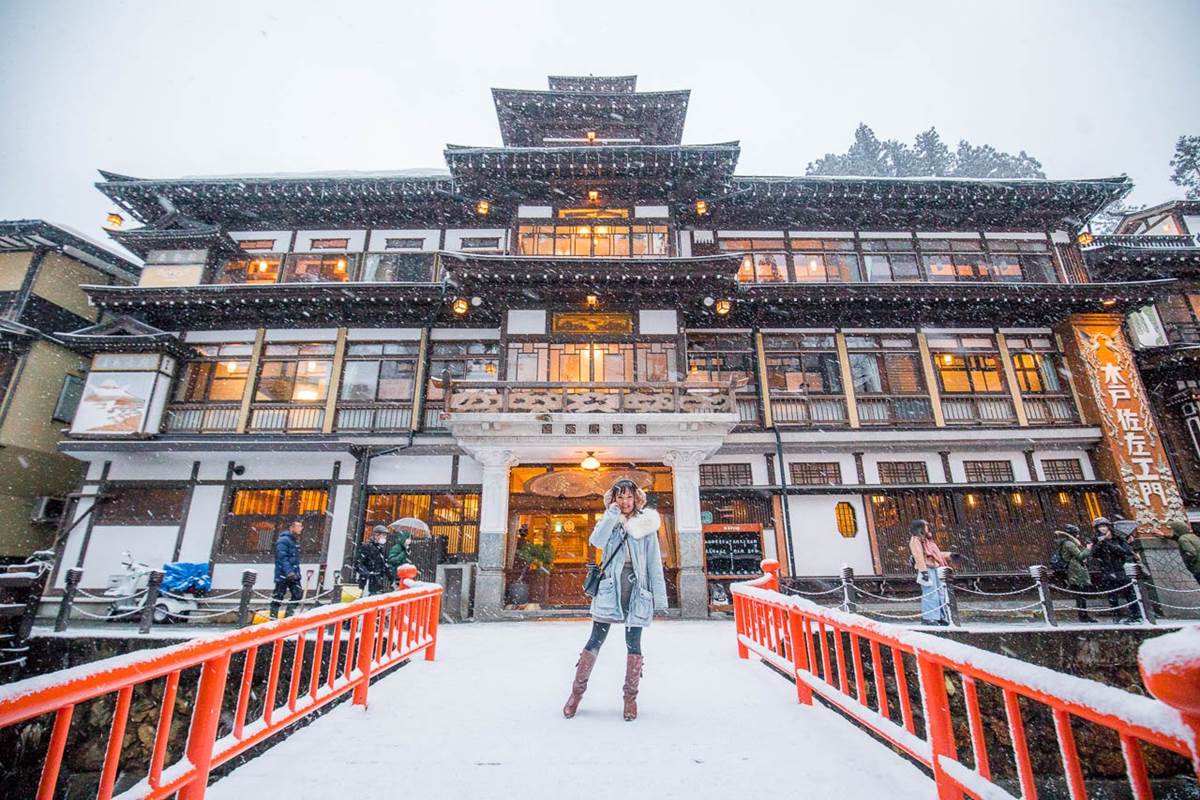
[857,395,936,426]
[444,381,737,415]
[335,403,414,433]
[1022,394,1079,425]
[771,394,848,426]
[162,402,240,433]
[941,395,1016,425]
[247,403,326,433]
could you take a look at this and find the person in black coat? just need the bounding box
[270,520,304,618]
[1090,517,1140,623]
[356,527,392,595]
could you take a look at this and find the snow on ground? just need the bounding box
[205,620,934,800]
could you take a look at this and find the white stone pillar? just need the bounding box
[473,449,518,619]
[665,448,709,619]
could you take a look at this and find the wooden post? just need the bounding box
[1030,565,1057,627]
[754,331,774,427]
[1125,562,1155,624]
[996,333,1029,427]
[840,565,858,614]
[235,328,266,433]
[322,327,348,433]
[139,569,164,634]
[236,569,257,628]
[835,332,860,428]
[917,332,946,427]
[55,568,83,632]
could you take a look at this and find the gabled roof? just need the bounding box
[1082,234,1200,279]
[0,220,140,281]
[491,79,690,146]
[1115,199,1200,234]
[55,315,194,358]
[107,211,242,258]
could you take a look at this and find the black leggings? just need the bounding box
[584,621,642,655]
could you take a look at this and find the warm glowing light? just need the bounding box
[296,389,319,401]
[941,353,954,364]
[1011,492,1024,506]
[585,130,597,142]
[871,495,885,505]
[1077,231,1095,247]
[694,200,709,215]
[305,361,319,371]
[484,362,496,375]
[1101,297,1118,308]
[475,199,490,215]
[225,361,241,372]
[808,258,819,271]
[594,225,609,235]
[577,226,591,235]
[587,189,600,203]
[585,294,600,309]
[714,298,733,316]
[1058,491,1070,506]
[105,212,124,229]
[554,520,564,532]
[965,493,977,508]
[451,297,470,315]
[580,452,601,471]
[335,258,346,272]
[256,259,269,273]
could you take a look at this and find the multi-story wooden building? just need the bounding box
[52,75,1185,618]
[0,220,139,559]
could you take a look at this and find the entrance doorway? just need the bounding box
[505,465,678,608]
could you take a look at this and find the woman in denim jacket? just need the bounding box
[562,478,668,721]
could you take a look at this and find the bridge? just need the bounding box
[0,563,1197,799]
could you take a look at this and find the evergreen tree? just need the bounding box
[1170,134,1200,199]
[806,125,1046,179]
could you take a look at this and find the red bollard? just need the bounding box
[760,559,781,592]
[1139,626,1200,780]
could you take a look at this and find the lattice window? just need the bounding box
[1041,458,1085,481]
[877,461,929,484]
[835,502,858,537]
[789,462,843,485]
[964,460,1015,483]
[700,463,753,487]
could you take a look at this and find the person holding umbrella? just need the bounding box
[388,517,430,582]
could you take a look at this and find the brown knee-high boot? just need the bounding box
[563,649,598,718]
[622,654,644,721]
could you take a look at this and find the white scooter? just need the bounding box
[105,552,199,623]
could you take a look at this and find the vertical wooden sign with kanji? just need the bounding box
[1059,313,1186,534]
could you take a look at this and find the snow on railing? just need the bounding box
[733,560,1200,799]
[0,565,440,800]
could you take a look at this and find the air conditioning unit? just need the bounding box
[30,496,65,524]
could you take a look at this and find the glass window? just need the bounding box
[217,255,282,284]
[964,460,1015,483]
[877,461,929,484]
[340,342,420,403]
[364,491,481,558]
[686,333,755,390]
[700,463,754,487]
[255,343,335,402]
[53,374,85,422]
[517,224,666,257]
[790,239,860,283]
[281,254,356,283]
[174,344,253,402]
[361,253,433,282]
[217,487,329,559]
[1042,459,1084,481]
[930,336,1007,394]
[790,462,843,485]
[764,334,842,393]
[96,486,188,524]
[428,340,499,399]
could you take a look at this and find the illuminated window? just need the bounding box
[835,502,858,537]
[217,487,329,560]
[364,492,481,557]
[254,343,335,403]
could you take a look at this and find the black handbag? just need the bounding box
[583,530,628,598]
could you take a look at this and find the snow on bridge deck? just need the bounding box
[206,620,934,800]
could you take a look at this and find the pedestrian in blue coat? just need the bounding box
[270,520,304,618]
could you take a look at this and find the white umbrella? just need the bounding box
[389,517,431,538]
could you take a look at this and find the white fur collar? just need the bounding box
[623,508,661,539]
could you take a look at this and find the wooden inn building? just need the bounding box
[49,74,1194,619]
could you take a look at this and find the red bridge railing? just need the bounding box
[733,560,1200,800]
[0,565,440,800]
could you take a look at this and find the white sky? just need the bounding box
[1,0,1197,254]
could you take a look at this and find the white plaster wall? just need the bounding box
[321,483,356,587]
[176,484,225,563]
[229,231,292,251]
[369,455,455,485]
[861,452,945,483]
[457,456,484,484]
[507,310,546,335]
[367,229,439,251]
[184,330,256,343]
[638,310,677,335]
[56,493,98,588]
[98,453,198,481]
[445,229,507,251]
[292,230,366,253]
[785,494,873,574]
[264,328,338,342]
[79,526,179,588]
[202,454,348,482]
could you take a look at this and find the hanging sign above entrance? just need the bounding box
[524,468,653,498]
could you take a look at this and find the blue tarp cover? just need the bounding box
[161,562,212,593]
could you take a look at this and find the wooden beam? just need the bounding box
[917,332,946,427]
[835,332,860,428]
[322,328,348,434]
[754,330,773,428]
[410,328,431,432]
[235,328,265,434]
[996,333,1029,427]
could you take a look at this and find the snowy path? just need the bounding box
[206,620,933,800]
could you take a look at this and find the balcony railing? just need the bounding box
[247,403,326,433]
[335,403,414,433]
[734,395,760,426]
[856,395,936,426]
[1165,322,1200,346]
[162,402,240,433]
[1022,394,1079,425]
[1084,234,1198,250]
[444,381,737,415]
[941,394,1016,425]
[771,393,848,426]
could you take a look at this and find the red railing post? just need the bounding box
[760,559,780,592]
[353,608,378,707]
[178,651,232,800]
[915,652,964,799]
[735,595,749,659]
[787,607,812,704]
[1139,626,1200,780]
